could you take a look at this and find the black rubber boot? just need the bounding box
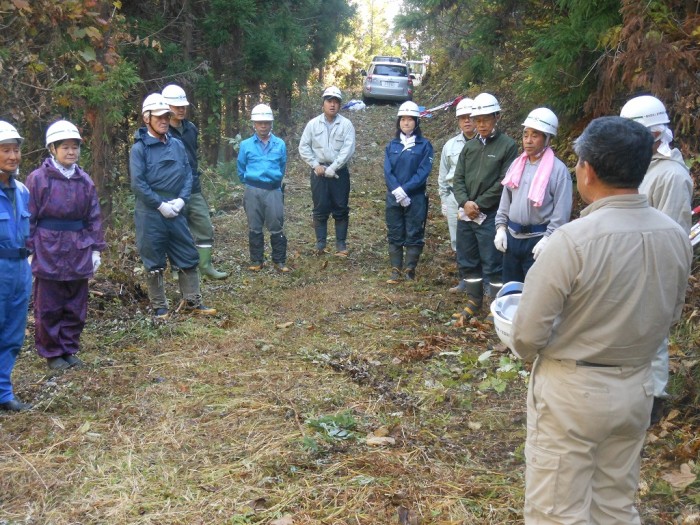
[404,245,423,281]
[249,230,265,267]
[334,218,349,255]
[270,231,288,266]
[313,218,328,253]
[387,244,404,284]
[452,279,483,320]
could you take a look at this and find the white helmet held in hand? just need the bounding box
[490,281,524,356]
[470,93,501,116]
[455,97,474,117]
[142,93,172,116]
[620,95,669,128]
[161,84,190,106]
[251,104,274,121]
[322,86,343,101]
[0,121,23,145]
[397,101,420,118]
[522,107,558,136]
[45,120,82,147]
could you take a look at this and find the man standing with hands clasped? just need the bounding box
[299,86,356,256]
[512,116,691,524]
[451,92,518,321]
[130,93,216,319]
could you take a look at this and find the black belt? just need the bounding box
[0,247,29,259]
[576,360,618,368]
[508,220,549,234]
[36,218,86,231]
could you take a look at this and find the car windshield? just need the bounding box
[373,65,407,77]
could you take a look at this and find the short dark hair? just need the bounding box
[574,116,653,189]
[394,116,422,138]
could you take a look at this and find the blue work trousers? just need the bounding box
[135,202,199,271]
[385,192,428,246]
[502,231,541,283]
[0,259,31,403]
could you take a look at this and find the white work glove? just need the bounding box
[168,198,185,213]
[92,250,101,273]
[391,187,408,203]
[324,166,338,179]
[532,236,549,260]
[494,227,507,253]
[157,202,178,219]
[399,196,412,207]
[441,201,448,217]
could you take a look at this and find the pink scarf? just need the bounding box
[501,147,554,207]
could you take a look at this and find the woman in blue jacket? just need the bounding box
[383,101,434,283]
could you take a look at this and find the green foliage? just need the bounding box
[520,0,622,114]
[305,411,358,441]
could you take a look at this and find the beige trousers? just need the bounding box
[525,357,654,525]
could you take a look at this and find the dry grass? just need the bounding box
[1,103,697,525]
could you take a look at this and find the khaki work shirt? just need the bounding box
[512,193,692,364]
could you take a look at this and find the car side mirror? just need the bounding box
[360,69,367,76]
[409,74,416,79]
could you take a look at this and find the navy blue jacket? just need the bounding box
[383,135,434,196]
[130,127,193,209]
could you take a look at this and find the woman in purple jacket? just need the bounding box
[26,121,106,370]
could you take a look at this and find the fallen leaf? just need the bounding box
[366,435,396,446]
[271,515,294,525]
[662,463,696,490]
[78,422,91,434]
[51,417,65,430]
[373,426,390,437]
[467,421,482,430]
[667,409,680,421]
[276,322,294,329]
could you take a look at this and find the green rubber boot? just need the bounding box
[198,247,228,280]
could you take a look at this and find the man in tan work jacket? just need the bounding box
[512,116,691,525]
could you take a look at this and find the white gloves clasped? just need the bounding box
[494,227,507,253]
[391,187,411,207]
[158,201,178,219]
[532,236,549,260]
[324,166,339,179]
[92,250,101,273]
[168,198,185,213]
[391,186,408,202]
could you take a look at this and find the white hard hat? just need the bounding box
[397,101,420,118]
[620,95,669,128]
[142,93,172,116]
[0,121,23,145]
[322,86,343,101]
[470,93,501,117]
[490,281,524,356]
[161,84,190,106]
[455,97,474,117]
[522,107,558,136]
[251,104,274,121]
[45,120,82,147]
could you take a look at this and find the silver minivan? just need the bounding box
[361,62,413,103]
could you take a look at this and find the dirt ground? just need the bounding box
[1,103,698,524]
